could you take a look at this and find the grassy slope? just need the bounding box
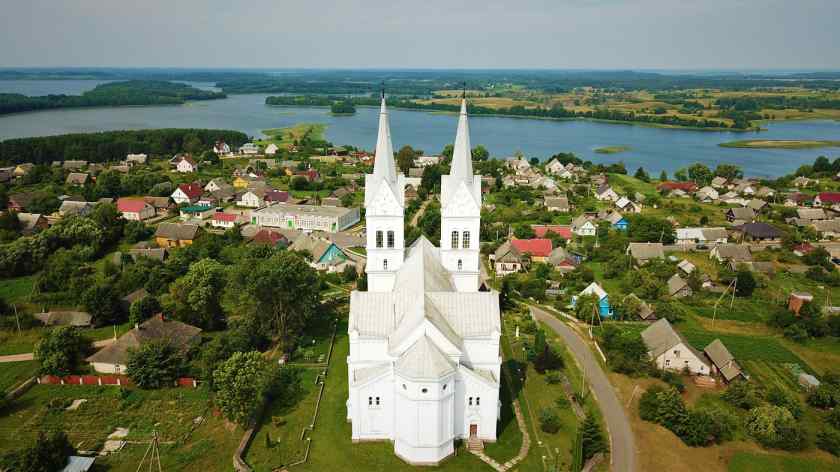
[0,360,37,393]
[728,451,839,472]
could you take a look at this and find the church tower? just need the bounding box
[364,92,406,292]
[440,96,482,292]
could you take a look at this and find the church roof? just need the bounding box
[450,99,473,184]
[372,97,397,185]
[348,236,500,350]
[352,362,391,385]
[395,336,456,380]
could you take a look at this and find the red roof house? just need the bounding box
[212,212,237,222]
[815,192,840,206]
[116,197,154,220]
[510,238,553,258]
[265,190,289,203]
[531,225,573,239]
[179,183,203,199]
[251,229,289,246]
[657,181,698,192]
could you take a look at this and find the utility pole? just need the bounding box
[13,303,21,334]
[135,430,162,472]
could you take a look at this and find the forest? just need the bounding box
[0,128,248,165]
[0,80,226,115]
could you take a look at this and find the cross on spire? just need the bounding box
[462,82,466,99]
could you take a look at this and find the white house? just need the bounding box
[204,178,226,193]
[594,184,619,202]
[175,155,198,173]
[265,143,279,155]
[238,188,266,208]
[641,319,710,375]
[240,143,260,155]
[571,215,597,237]
[213,140,231,155]
[116,198,155,221]
[126,153,148,165]
[545,158,566,175]
[211,212,238,229]
[347,97,500,466]
[615,196,641,213]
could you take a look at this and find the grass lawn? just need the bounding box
[0,329,42,355]
[258,123,327,146]
[0,275,35,304]
[679,328,808,367]
[728,451,840,471]
[0,385,242,470]
[0,360,37,393]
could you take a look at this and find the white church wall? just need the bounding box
[352,376,394,440]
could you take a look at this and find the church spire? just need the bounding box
[450,84,473,182]
[373,84,397,184]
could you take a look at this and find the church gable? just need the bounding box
[366,179,403,216]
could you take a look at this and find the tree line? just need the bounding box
[0,128,248,165]
[0,80,226,115]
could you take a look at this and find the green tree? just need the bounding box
[124,220,152,243]
[581,414,607,461]
[471,145,489,161]
[81,282,122,326]
[213,351,272,425]
[170,258,227,330]
[396,145,418,175]
[129,295,161,326]
[745,405,804,450]
[539,408,561,434]
[126,341,185,389]
[674,168,688,181]
[687,163,713,185]
[722,380,763,409]
[734,269,757,297]
[33,326,91,376]
[93,170,122,198]
[240,251,320,348]
[634,167,650,182]
[714,164,743,181]
[0,431,74,472]
[658,170,667,181]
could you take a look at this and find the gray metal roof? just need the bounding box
[395,336,456,380]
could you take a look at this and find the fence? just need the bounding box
[38,375,200,388]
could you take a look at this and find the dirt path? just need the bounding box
[0,338,115,363]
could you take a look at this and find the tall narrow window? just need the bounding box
[457,259,463,270]
[476,397,481,406]
[375,397,380,406]
[462,231,470,249]
[368,397,373,406]
[383,259,388,270]
[387,230,395,248]
[468,397,473,406]
[375,230,383,248]
[451,231,459,249]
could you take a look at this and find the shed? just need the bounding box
[799,373,821,390]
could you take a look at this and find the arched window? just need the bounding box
[476,397,481,406]
[383,259,388,270]
[451,231,459,249]
[387,230,395,248]
[457,259,463,271]
[368,396,373,406]
[462,231,470,249]
[375,230,383,248]
[468,397,473,406]
[375,397,380,406]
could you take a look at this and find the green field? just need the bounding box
[680,329,807,366]
[0,360,37,393]
[259,123,327,146]
[719,139,840,149]
[728,451,839,472]
[0,275,35,304]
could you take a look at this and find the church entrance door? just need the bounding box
[469,424,478,438]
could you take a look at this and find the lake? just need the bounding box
[1,80,839,177]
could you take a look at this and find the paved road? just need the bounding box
[0,338,115,363]
[531,306,636,472]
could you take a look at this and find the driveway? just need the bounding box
[530,306,636,472]
[0,338,116,363]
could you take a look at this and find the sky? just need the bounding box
[1,0,838,70]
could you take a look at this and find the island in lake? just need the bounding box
[594,145,631,154]
[719,139,840,149]
[0,80,226,115]
[330,100,356,115]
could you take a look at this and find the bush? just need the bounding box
[534,344,565,373]
[827,409,840,429]
[581,414,608,460]
[722,380,763,410]
[34,326,91,376]
[638,385,664,422]
[817,427,840,456]
[544,370,563,384]
[767,386,803,419]
[600,325,651,376]
[0,430,74,472]
[655,369,686,393]
[807,384,839,409]
[745,405,805,451]
[682,406,737,446]
[539,408,562,434]
[126,341,185,389]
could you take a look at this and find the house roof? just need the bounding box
[86,316,201,365]
[116,198,150,213]
[213,212,237,222]
[291,234,340,261]
[128,247,167,261]
[176,183,203,199]
[727,207,755,220]
[34,311,92,327]
[61,456,96,472]
[627,242,665,261]
[797,208,827,220]
[510,238,553,258]
[66,172,89,185]
[677,259,696,274]
[746,199,767,211]
[493,241,522,262]
[704,339,743,381]
[818,192,840,204]
[144,196,171,208]
[265,190,289,202]
[17,212,44,231]
[251,229,290,246]
[713,244,752,262]
[813,219,840,233]
[579,282,607,300]
[733,222,783,239]
[658,181,698,192]
[667,274,689,296]
[531,225,573,239]
[623,293,656,320]
[641,319,708,366]
[155,223,200,241]
[544,196,569,209]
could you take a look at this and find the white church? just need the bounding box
[346,94,502,465]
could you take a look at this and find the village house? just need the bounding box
[594,184,619,202]
[213,140,231,155]
[544,158,566,175]
[144,196,173,215]
[204,178,226,193]
[710,244,752,264]
[573,282,612,317]
[695,186,719,203]
[725,207,756,224]
[746,199,768,213]
[603,211,629,231]
[128,246,167,262]
[796,208,828,221]
[641,319,710,375]
[58,200,95,217]
[251,203,360,233]
[544,196,570,212]
[614,196,641,213]
[547,246,576,274]
[86,315,201,374]
[174,154,198,173]
[784,192,811,207]
[116,198,155,221]
[414,155,440,167]
[240,143,260,155]
[667,274,692,298]
[62,160,88,171]
[126,153,148,165]
[65,172,89,186]
[16,212,48,234]
[290,234,353,272]
[815,192,840,210]
[154,223,201,247]
[265,189,290,204]
[711,176,728,188]
[677,259,696,275]
[657,181,698,193]
[211,212,239,229]
[34,311,92,328]
[264,143,279,155]
[731,222,783,243]
[171,183,204,205]
[250,228,291,247]
[788,292,814,315]
[179,205,215,221]
[792,176,813,188]
[238,188,269,208]
[623,293,657,321]
[812,219,840,239]
[755,186,775,199]
[531,225,573,240]
[675,227,729,246]
[627,242,665,264]
[703,339,744,383]
[571,215,597,237]
[13,163,34,177]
